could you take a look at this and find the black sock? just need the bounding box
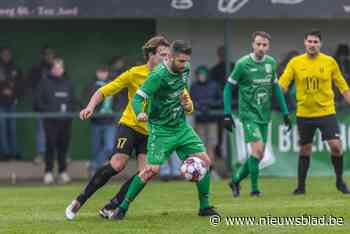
[77,164,118,206]
[331,155,343,183]
[297,155,310,189]
[104,171,139,210]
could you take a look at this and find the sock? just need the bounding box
[196,170,211,209]
[119,175,146,211]
[232,159,249,183]
[331,155,343,183]
[297,155,310,189]
[77,164,118,206]
[248,156,260,193]
[104,172,138,210]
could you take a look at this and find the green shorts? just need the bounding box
[147,123,206,165]
[242,121,268,143]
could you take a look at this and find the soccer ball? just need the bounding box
[181,157,207,182]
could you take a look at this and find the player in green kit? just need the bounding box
[111,40,219,220]
[223,31,292,197]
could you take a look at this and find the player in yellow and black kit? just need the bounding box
[279,29,350,195]
[65,36,172,220]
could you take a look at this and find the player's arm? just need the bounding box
[80,69,131,120]
[278,60,295,93]
[223,63,242,132]
[132,71,161,121]
[332,59,350,104]
[273,77,292,131]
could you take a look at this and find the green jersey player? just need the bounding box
[111,40,219,220]
[223,31,291,197]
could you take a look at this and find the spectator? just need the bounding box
[159,153,182,181]
[0,47,23,160]
[275,50,299,112]
[190,65,222,179]
[34,58,77,184]
[210,46,235,158]
[109,56,127,114]
[334,44,350,109]
[84,66,116,177]
[28,46,56,163]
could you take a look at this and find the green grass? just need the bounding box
[0,177,349,234]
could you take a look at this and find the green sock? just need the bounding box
[232,159,250,183]
[196,170,211,209]
[248,156,260,193]
[119,175,145,210]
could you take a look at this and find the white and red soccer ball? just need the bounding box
[181,157,207,182]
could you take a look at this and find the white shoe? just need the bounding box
[43,173,54,184]
[59,172,71,184]
[65,200,80,220]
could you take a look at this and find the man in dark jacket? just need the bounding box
[0,47,23,160]
[84,65,116,177]
[28,46,56,163]
[190,65,222,179]
[35,58,76,184]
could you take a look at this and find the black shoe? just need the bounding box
[228,181,240,197]
[198,206,219,217]
[250,191,261,197]
[292,187,305,195]
[110,207,127,220]
[336,181,350,194]
[99,208,114,219]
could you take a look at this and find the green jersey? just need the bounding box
[136,62,190,128]
[228,53,278,124]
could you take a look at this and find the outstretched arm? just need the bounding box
[80,91,104,120]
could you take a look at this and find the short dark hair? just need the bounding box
[143,35,170,60]
[305,29,322,41]
[251,31,271,42]
[170,40,192,55]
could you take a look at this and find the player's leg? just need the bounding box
[293,117,316,195]
[65,125,134,220]
[111,164,160,220]
[229,121,263,197]
[111,127,174,220]
[176,124,218,216]
[99,131,148,218]
[99,154,146,218]
[248,140,264,196]
[320,115,350,194]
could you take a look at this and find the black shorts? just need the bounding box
[111,124,147,157]
[296,115,340,145]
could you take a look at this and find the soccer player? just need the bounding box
[278,29,350,195]
[223,31,291,197]
[65,36,171,220]
[111,40,219,220]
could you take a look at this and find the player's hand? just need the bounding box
[79,107,94,120]
[283,115,292,132]
[180,92,192,112]
[223,114,235,132]
[137,112,148,122]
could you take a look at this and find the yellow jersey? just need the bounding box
[278,53,349,118]
[98,64,193,135]
[99,64,149,135]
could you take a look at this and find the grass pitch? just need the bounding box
[0,177,349,234]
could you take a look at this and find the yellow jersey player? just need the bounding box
[65,36,172,220]
[279,29,350,195]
